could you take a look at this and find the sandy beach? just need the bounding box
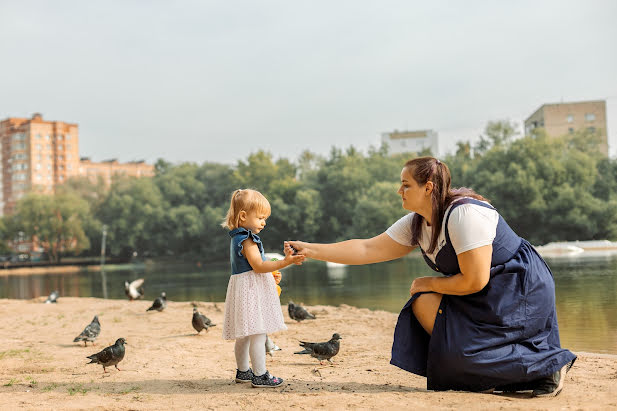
[0,297,615,410]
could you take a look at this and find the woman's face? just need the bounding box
[398,167,430,212]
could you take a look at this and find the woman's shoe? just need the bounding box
[251,371,283,388]
[235,368,254,383]
[531,360,575,397]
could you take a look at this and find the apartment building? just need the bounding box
[381,129,440,157]
[79,158,154,185]
[524,100,608,156]
[0,113,156,216]
[0,113,80,215]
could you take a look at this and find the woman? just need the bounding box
[289,156,576,396]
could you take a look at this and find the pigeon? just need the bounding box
[73,315,101,346]
[86,338,127,373]
[288,301,316,322]
[294,333,342,365]
[192,307,216,334]
[265,335,281,357]
[146,292,167,312]
[44,290,59,304]
[124,278,145,301]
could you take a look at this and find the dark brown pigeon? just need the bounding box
[86,338,127,373]
[73,315,101,346]
[192,307,216,334]
[294,333,341,365]
[146,292,167,312]
[288,301,316,322]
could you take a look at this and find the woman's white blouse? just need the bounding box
[385,198,499,264]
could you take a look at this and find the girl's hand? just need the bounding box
[287,241,313,258]
[409,276,434,296]
[284,241,305,265]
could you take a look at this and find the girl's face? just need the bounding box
[398,167,431,213]
[240,209,268,234]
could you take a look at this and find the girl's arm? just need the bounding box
[243,239,305,273]
[288,233,416,265]
[409,244,492,296]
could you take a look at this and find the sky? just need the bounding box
[1,1,616,165]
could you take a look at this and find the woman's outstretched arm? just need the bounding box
[288,233,415,265]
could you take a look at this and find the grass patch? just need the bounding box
[57,314,65,320]
[67,383,89,396]
[26,376,37,386]
[119,385,140,395]
[42,382,60,392]
[113,317,122,323]
[0,349,30,360]
[4,378,18,386]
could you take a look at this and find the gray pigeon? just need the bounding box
[294,333,342,365]
[44,290,59,304]
[73,315,101,346]
[192,307,216,334]
[147,292,167,312]
[265,335,281,357]
[124,278,145,301]
[288,301,316,322]
[86,338,127,373]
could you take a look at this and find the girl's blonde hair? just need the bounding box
[221,189,271,230]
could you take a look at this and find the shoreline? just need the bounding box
[0,297,615,410]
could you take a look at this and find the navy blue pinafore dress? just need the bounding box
[390,198,576,392]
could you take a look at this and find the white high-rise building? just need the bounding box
[381,129,439,156]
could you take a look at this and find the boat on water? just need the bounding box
[535,240,617,258]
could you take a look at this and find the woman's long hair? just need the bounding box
[406,157,488,253]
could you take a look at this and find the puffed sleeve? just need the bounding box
[447,203,498,255]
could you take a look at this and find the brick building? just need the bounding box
[0,113,155,216]
[524,100,608,156]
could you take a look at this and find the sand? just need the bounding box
[0,297,616,410]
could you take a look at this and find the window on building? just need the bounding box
[58,144,63,150]
[59,165,64,170]
[585,113,596,121]
[568,128,574,134]
[36,164,41,170]
[66,134,71,140]
[45,135,50,140]
[67,144,71,150]
[588,126,596,133]
[47,176,52,181]
[59,175,64,182]
[37,154,42,161]
[67,164,72,170]
[46,144,51,150]
[59,155,63,160]
[58,134,63,140]
[67,153,72,159]
[36,144,41,150]
[47,154,51,160]
[36,134,42,139]
[36,175,42,181]
[47,165,52,170]
[566,115,574,123]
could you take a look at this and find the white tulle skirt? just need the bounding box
[222,270,287,340]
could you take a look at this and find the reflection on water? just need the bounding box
[1,252,616,354]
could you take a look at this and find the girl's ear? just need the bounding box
[238,210,247,222]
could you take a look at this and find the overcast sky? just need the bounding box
[1,1,616,164]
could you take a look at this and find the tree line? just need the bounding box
[1,121,616,262]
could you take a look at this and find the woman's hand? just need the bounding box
[284,241,305,265]
[409,276,434,296]
[287,241,313,259]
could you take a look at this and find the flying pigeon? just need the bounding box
[146,292,167,312]
[265,335,281,357]
[294,333,342,365]
[124,278,145,301]
[288,301,316,322]
[86,338,127,373]
[44,290,59,304]
[73,315,101,346]
[192,307,216,334]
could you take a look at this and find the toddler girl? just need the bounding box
[221,188,304,387]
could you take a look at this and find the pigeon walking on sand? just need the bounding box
[147,292,167,312]
[294,333,342,365]
[73,315,101,346]
[192,307,216,334]
[265,335,281,357]
[45,290,59,304]
[288,301,316,322]
[86,338,127,373]
[124,278,145,301]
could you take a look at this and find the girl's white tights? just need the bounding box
[235,333,267,376]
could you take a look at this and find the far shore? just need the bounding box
[0,297,616,410]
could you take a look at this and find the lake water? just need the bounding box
[1,252,616,354]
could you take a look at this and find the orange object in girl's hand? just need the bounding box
[272,270,282,296]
